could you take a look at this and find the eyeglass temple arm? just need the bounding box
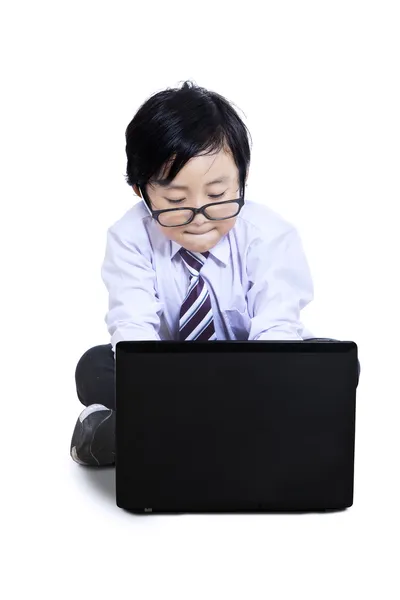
[137,185,154,217]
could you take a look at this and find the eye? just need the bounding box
[165,191,226,203]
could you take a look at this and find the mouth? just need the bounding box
[185,228,215,236]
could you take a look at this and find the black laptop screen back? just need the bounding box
[115,341,358,512]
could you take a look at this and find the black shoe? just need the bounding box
[70,404,115,466]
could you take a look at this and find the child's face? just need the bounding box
[134,148,244,253]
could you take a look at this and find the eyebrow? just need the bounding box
[153,176,230,190]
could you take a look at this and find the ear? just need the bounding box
[133,184,141,197]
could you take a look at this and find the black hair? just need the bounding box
[124,80,252,204]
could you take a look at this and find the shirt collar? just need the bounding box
[170,233,230,266]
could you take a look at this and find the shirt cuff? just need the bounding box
[111,325,160,356]
[254,328,303,341]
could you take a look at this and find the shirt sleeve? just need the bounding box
[246,227,314,341]
[100,226,163,356]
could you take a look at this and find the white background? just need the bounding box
[1,1,399,598]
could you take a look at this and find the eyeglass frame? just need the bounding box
[137,185,245,228]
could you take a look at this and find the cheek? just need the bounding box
[157,224,186,241]
[215,218,237,236]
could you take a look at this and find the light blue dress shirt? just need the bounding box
[100,199,315,356]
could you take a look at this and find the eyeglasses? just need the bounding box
[147,197,245,228]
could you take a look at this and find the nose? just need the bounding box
[191,208,208,226]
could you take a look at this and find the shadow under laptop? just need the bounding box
[82,465,116,502]
[119,507,348,516]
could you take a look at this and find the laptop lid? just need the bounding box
[115,340,358,513]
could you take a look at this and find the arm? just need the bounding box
[246,227,314,340]
[100,227,163,357]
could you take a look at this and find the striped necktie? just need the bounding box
[178,247,217,341]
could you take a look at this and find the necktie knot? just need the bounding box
[179,248,209,276]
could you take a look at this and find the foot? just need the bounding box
[70,404,115,466]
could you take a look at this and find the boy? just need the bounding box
[70,80,360,467]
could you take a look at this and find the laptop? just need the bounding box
[115,340,358,514]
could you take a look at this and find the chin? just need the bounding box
[184,240,211,253]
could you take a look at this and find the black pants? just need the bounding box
[74,339,360,411]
